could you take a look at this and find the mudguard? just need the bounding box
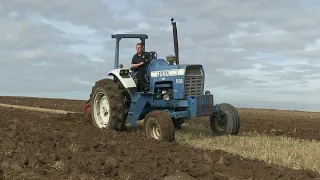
[108,69,137,88]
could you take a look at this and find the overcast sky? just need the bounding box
[0,0,320,111]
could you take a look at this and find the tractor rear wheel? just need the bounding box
[144,110,175,142]
[210,103,240,136]
[90,78,127,131]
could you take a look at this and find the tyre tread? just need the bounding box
[210,103,240,136]
[144,110,175,142]
[90,78,129,131]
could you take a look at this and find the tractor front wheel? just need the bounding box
[210,103,240,136]
[144,110,175,142]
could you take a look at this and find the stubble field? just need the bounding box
[0,96,319,180]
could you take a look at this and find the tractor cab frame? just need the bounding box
[111,34,148,69]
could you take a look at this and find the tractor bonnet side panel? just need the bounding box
[148,59,186,99]
[148,60,205,100]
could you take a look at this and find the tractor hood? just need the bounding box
[148,59,205,99]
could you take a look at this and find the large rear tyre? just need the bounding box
[210,103,240,136]
[144,110,175,142]
[90,78,127,131]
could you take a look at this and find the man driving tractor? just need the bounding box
[131,42,148,91]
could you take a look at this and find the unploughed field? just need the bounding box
[0,96,320,180]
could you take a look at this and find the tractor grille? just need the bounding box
[184,65,204,98]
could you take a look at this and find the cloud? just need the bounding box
[0,16,76,50]
[0,0,136,30]
[0,0,320,111]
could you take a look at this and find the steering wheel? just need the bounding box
[129,51,157,71]
[144,51,157,64]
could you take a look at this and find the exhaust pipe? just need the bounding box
[171,18,179,65]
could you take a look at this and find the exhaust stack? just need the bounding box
[171,18,179,65]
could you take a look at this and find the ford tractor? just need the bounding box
[83,18,240,142]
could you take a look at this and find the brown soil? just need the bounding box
[0,96,85,112]
[1,96,319,141]
[0,107,319,180]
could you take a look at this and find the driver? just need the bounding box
[131,43,147,91]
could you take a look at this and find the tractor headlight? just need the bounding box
[120,69,129,76]
[163,94,170,101]
[205,90,211,95]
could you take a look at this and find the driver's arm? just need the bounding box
[131,61,144,69]
[131,56,143,69]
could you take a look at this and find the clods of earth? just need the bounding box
[0,96,320,179]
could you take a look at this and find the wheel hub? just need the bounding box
[102,107,108,115]
[93,92,110,129]
[215,113,226,131]
[151,123,160,140]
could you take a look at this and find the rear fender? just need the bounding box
[108,69,137,89]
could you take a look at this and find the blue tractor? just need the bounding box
[83,18,240,142]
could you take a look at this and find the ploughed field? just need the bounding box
[1,96,319,141]
[0,96,320,179]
